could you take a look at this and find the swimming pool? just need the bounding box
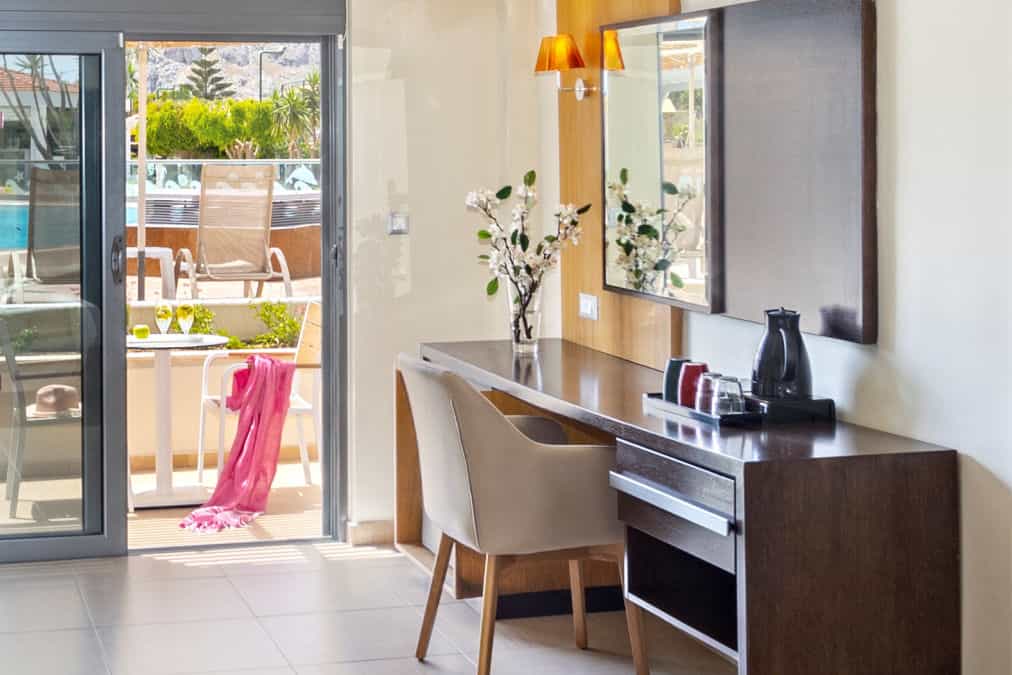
[0,204,140,249]
[0,204,28,249]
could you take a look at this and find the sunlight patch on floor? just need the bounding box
[128,461,323,550]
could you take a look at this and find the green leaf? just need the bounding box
[654,259,672,271]
[478,229,493,240]
[637,224,660,239]
[619,168,629,185]
[544,235,558,243]
[477,254,490,261]
[496,185,512,200]
[621,241,634,256]
[486,277,500,296]
[524,170,537,187]
[519,232,530,251]
[577,203,592,215]
[670,272,685,289]
[621,200,636,214]
[662,181,679,195]
[510,230,519,246]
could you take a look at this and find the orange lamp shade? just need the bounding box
[534,34,586,73]
[602,30,625,71]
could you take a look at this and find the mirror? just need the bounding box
[602,12,722,312]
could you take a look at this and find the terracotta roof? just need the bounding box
[0,68,80,93]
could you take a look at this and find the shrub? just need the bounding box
[145,97,283,159]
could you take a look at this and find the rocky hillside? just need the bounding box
[137,42,321,100]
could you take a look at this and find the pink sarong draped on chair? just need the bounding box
[181,355,296,532]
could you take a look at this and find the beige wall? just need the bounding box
[679,0,1012,672]
[346,0,560,523]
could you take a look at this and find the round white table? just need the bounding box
[127,333,229,509]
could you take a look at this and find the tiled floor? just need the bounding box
[1,461,322,545]
[129,462,324,549]
[0,542,736,675]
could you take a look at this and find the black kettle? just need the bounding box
[752,308,812,400]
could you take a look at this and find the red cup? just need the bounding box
[678,362,709,407]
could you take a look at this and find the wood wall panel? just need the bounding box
[558,0,684,371]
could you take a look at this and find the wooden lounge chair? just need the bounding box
[173,164,293,299]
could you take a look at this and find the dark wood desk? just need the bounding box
[395,339,960,674]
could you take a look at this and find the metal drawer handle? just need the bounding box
[609,470,733,537]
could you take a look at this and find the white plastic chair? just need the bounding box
[195,301,322,485]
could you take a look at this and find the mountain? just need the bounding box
[136,42,321,100]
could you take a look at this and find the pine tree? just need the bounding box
[182,47,236,100]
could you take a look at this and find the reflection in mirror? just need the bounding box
[603,15,718,311]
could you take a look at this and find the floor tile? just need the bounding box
[0,628,108,675]
[230,565,411,616]
[184,670,295,675]
[75,552,226,581]
[425,601,530,661]
[295,655,475,674]
[0,559,78,580]
[260,607,457,666]
[217,544,329,577]
[311,543,414,569]
[79,576,253,626]
[98,618,289,675]
[0,576,91,632]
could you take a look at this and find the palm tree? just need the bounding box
[271,88,312,158]
[302,71,321,153]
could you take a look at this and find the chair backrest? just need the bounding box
[400,353,541,552]
[674,191,706,251]
[0,319,27,431]
[27,167,81,283]
[197,164,275,278]
[295,301,322,368]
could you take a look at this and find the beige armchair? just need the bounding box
[397,354,649,675]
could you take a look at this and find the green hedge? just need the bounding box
[146,97,285,159]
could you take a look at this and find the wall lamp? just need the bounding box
[535,31,625,101]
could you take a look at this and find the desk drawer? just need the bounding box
[612,439,735,573]
[616,439,734,515]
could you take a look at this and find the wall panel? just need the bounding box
[557,0,683,370]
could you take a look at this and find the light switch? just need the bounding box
[388,212,409,235]
[579,293,599,320]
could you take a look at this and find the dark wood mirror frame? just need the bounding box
[600,9,725,315]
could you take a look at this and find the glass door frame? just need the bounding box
[0,30,128,563]
[122,31,348,544]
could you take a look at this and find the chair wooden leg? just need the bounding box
[477,554,501,675]
[416,534,454,660]
[615,547,649,675]
[569,560,588,649]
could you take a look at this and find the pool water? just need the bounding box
[0,205,139,249]
[0,205,28,249]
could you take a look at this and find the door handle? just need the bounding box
[609,470,733,537]
[110,235,125,285]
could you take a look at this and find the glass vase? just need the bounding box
[506,281,542,355]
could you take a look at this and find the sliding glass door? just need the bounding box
[0,32,126,562]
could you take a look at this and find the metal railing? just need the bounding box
[127,159,321,195]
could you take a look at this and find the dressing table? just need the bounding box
[395,339,960,674]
